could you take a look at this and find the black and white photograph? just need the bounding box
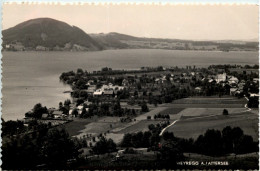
[1,3,259,170]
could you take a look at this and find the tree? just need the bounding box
[248,96,259,108]
[59,102,63,111]
[76,98,84,106]
[81,107,87,117]
[223,109,229,115]
[195,129,223,156]
[234,135,255,154]
[32,103,48,118]
[121,133,133,147]
[231,127,244,142]
[142,131,152,147]
[222,126,233,153]
[148,124,156,131]
[132,132,144,148]
[64,99,71,107]
[92,137,117,154]
[162,131,174,141]
[71,108,78,117]
[76,68,84,75]
[131,109,136,116]
[157,140,184,168]
[141,101,149,112]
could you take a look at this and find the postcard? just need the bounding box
[1,2,259,170]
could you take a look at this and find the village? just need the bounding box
[23,64,258,121]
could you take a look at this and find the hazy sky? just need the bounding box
[2,3,259,40]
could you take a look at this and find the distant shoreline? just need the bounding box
[2,48,259,53]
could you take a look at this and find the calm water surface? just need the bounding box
[2,49,258,120]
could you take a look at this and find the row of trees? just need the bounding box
[193,127,258,155]
[154,113,170,119]
[120,125,258,157]
[77,101,137,118]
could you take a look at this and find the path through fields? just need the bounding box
[159,120,179,136]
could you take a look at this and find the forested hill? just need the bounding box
[2,18,103,51]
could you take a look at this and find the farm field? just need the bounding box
[76,117,124,137]
[117,120,167,134]
[172,97,247,104]
[155,107,185,115]
[64,118,92,136]
[177,108,245,117]
[167,111,258,140]
[133,107,168,121]
[161,97,258,140]
[162,103,245,108]
[65,117,123,137]
[66,96,257,146]
[162,96,247,108]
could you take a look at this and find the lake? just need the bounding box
[2,49,258,120]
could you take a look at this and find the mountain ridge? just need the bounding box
[90,32,258,51]
[2,18,258,51]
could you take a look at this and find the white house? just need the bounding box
[93,89,103,96]
[228,76,239,84]
[77,105,84,110]
[195,87,202,92]
[216,73,227,83]
[253,78,259,83]
[249,93,259,97]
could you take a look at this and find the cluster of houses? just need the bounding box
[3,41,88,51]
[4,42,25,51]
[84,70,259,99]
[198,72,258,97]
